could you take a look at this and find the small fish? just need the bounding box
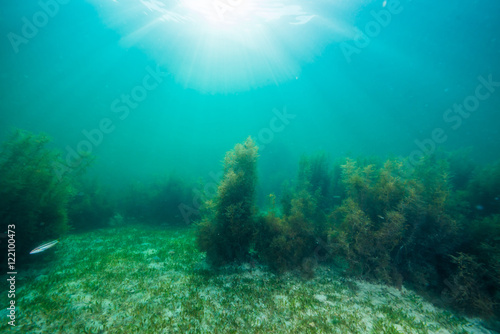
[377,215,385,220]
[30,240,59,254]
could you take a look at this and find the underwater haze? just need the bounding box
[1,0,500,332]
[1,0,499,185]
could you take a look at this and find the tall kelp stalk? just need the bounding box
[196,137,259,265]
[0,129,89,261]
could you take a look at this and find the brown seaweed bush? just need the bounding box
[0,129,87,258]
[442,252,495,316]
[255,189,319,275]
[255,153,335,275]
[328,158,412,284]
[196,137,259,265]
[196,143,499,318]
[328,153,499,318]
[328,156,462,288]
[450,214,500,317]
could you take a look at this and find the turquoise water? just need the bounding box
[1,1,500,331]
[2,0,499,186]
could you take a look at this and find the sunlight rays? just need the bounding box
[88,0,355,92]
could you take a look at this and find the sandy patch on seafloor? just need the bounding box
[2,226,496,333]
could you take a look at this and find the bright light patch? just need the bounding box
[89,0,356,92]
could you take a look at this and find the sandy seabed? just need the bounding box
[1,225,496,333]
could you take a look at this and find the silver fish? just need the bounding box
[29,240,59,254]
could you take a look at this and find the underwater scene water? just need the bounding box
[1,0,500,333]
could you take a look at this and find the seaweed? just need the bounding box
[118,174,192,225]
[196,137,259,265]
[466,161,500,217]
[0,129,88,260]
[255,153,335,275]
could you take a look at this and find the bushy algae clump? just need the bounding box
[1,129,497,327]
[328,155,499,318]
[196,136,259,265]
[196,144,500,320]
[255,152,334,276]
[0,129,88,258]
